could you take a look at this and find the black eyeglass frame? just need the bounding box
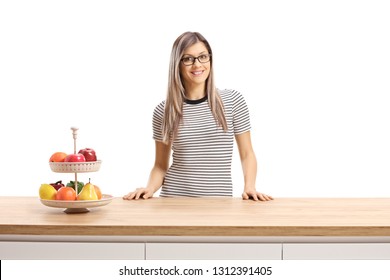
[181,54,212,66]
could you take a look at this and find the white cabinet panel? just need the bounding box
[283,243,390,260]
[146,243,282,260]
[0,242,145,260]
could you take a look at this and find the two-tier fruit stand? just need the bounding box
[40,127,113,213]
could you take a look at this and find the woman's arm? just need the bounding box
[235,131,273,201]
[123,140,171,200]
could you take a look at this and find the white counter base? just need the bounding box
[2,235,390,260]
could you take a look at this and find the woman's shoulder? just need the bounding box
[154,99,165,109]
[153,100,165,118]
[218,88,245,103]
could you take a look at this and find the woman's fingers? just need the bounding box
[242,191,274,201]
[123,188,153,200]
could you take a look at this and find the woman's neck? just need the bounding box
[184,84,206,100]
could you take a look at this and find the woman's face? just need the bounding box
[180,41,210,90]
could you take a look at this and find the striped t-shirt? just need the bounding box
[152,89,251,197]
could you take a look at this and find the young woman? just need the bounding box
[123,31,272,201]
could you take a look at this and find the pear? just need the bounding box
[39,184,57,200]
[77,179,98,200]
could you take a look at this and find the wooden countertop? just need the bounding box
[1,196,390,236]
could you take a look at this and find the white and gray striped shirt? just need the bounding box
[153,89,251,197]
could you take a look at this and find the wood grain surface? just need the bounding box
[1,196,390,236]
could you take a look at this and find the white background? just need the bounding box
[1,0,389,198]
[3,260,390,280]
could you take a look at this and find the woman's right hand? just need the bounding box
[123,188,154,200]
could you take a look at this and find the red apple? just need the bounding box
[64,153,86,162]
[50,180,65,191]
[78,148,97,161]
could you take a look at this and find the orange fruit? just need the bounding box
[55,187,76,200]
[94,185,102,200]
[49,152,67,162]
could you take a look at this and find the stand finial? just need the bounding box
[70,127,78,153]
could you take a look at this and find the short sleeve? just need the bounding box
[152,101,165,141]
[232,90,251,134]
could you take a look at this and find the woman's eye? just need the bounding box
[183,57,193,63]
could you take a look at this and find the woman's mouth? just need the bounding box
[191,70,204,76]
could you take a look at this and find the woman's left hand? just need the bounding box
[242,189,273,201]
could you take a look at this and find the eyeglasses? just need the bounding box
[181,54,211,66]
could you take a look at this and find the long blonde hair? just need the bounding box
[162,31,227,143]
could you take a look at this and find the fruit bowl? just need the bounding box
[40,194,114,214]
[49,160,102,173]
